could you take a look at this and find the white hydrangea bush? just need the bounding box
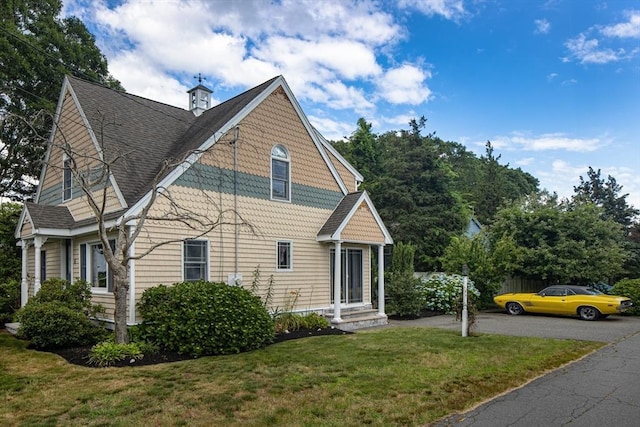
[418,273,480,314]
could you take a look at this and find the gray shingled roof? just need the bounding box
[67,75,279,207]
[25,202,75,229]
[317,191,363,238]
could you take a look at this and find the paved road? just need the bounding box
[383,313,640,426]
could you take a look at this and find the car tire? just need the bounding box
[578,306,600,321]
[506,302,524,316]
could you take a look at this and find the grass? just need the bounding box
[0,327,602,426]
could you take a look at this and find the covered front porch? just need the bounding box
[317,191,393,331]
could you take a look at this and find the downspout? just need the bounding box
[233,126,240,279]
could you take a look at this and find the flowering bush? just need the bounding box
[418,273,480,314]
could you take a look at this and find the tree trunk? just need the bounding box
[113,268,130,344]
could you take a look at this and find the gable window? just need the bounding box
[184,240,208,281]
[271,144,290,201]
[276,240,292,271]
[63,157,72,201]
[80,241,114,292]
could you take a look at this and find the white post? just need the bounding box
[33,236,44,295]
[462,264,469,337]
[332,241,342,324]
[377,245,385,316]
[20,241,29,307]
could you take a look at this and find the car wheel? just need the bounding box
[506,302,524,315]
[578,306,600,321]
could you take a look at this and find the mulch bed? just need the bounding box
[47,327,352,368]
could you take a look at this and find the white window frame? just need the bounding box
[276,240,293,272]
[62,156,72,201]
[80,242,113,293]
[270,144,291,202]
[183,239,209,282]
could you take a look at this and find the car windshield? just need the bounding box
[585,288,603,295]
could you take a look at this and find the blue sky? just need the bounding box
[63,0,640,208]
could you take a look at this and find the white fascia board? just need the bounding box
[14,207,32,239]
[333,191,393,245]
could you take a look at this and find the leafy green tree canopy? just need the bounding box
[0,202,21,283]
[0,0,122,200]
[489,193,627,285]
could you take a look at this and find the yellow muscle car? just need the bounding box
[494,285,632,321]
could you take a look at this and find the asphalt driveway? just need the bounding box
[382,312,640,426]
[387,311,640,343]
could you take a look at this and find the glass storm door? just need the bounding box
[330,248,363,304]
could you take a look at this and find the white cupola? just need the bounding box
[187,74,212,117]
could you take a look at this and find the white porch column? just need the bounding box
[332,240,342,324]
[20,241,29,307]
[33,236,46,294]
[377,244,386,317]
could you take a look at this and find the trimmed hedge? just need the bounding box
[16,279,108,350]
[137,281,274,357]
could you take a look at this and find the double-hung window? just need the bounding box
[63,157,72,201]
[271,145,290,201]
[80,241,114,292]
[276,240,292,271]
[184,240,208,281]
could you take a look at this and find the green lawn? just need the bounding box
[0,327,602,426]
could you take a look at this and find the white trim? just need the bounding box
[275,240,293,272]
[86,242,111,294]
[128,225,136,324]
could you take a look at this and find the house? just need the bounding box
[15,75,393,330]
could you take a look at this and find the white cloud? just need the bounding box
[398,0,467,20]
[534,18,551,34]
[377,64,432,105]
[563,34,626,64]
[536,159,586,200]
[492,132,604,152]
[514,157,535,166]
[547,72,558,81]
[600,10,640,38]
[307,115,356,141]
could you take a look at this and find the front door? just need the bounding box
[330,248,363,304]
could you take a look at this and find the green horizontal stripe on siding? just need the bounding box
[174,163,344,210]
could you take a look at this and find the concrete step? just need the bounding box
[324,309,388,331]
[5,323,20,335]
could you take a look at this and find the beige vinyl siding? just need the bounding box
[130,186,370,317]
[199,88,341,192]
[42,241,60,281]
[341,203,386,244]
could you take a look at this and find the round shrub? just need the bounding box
[137,281,274,357]
[16,302,108,350]
[15,278,108,350]
[612,278,640,316]
[418,273,480,314]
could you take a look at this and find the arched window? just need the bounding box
[271,144,290,201]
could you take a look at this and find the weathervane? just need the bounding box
[194,73,206,84]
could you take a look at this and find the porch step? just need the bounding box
[5,322,20,335]
[324,309,388,332]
